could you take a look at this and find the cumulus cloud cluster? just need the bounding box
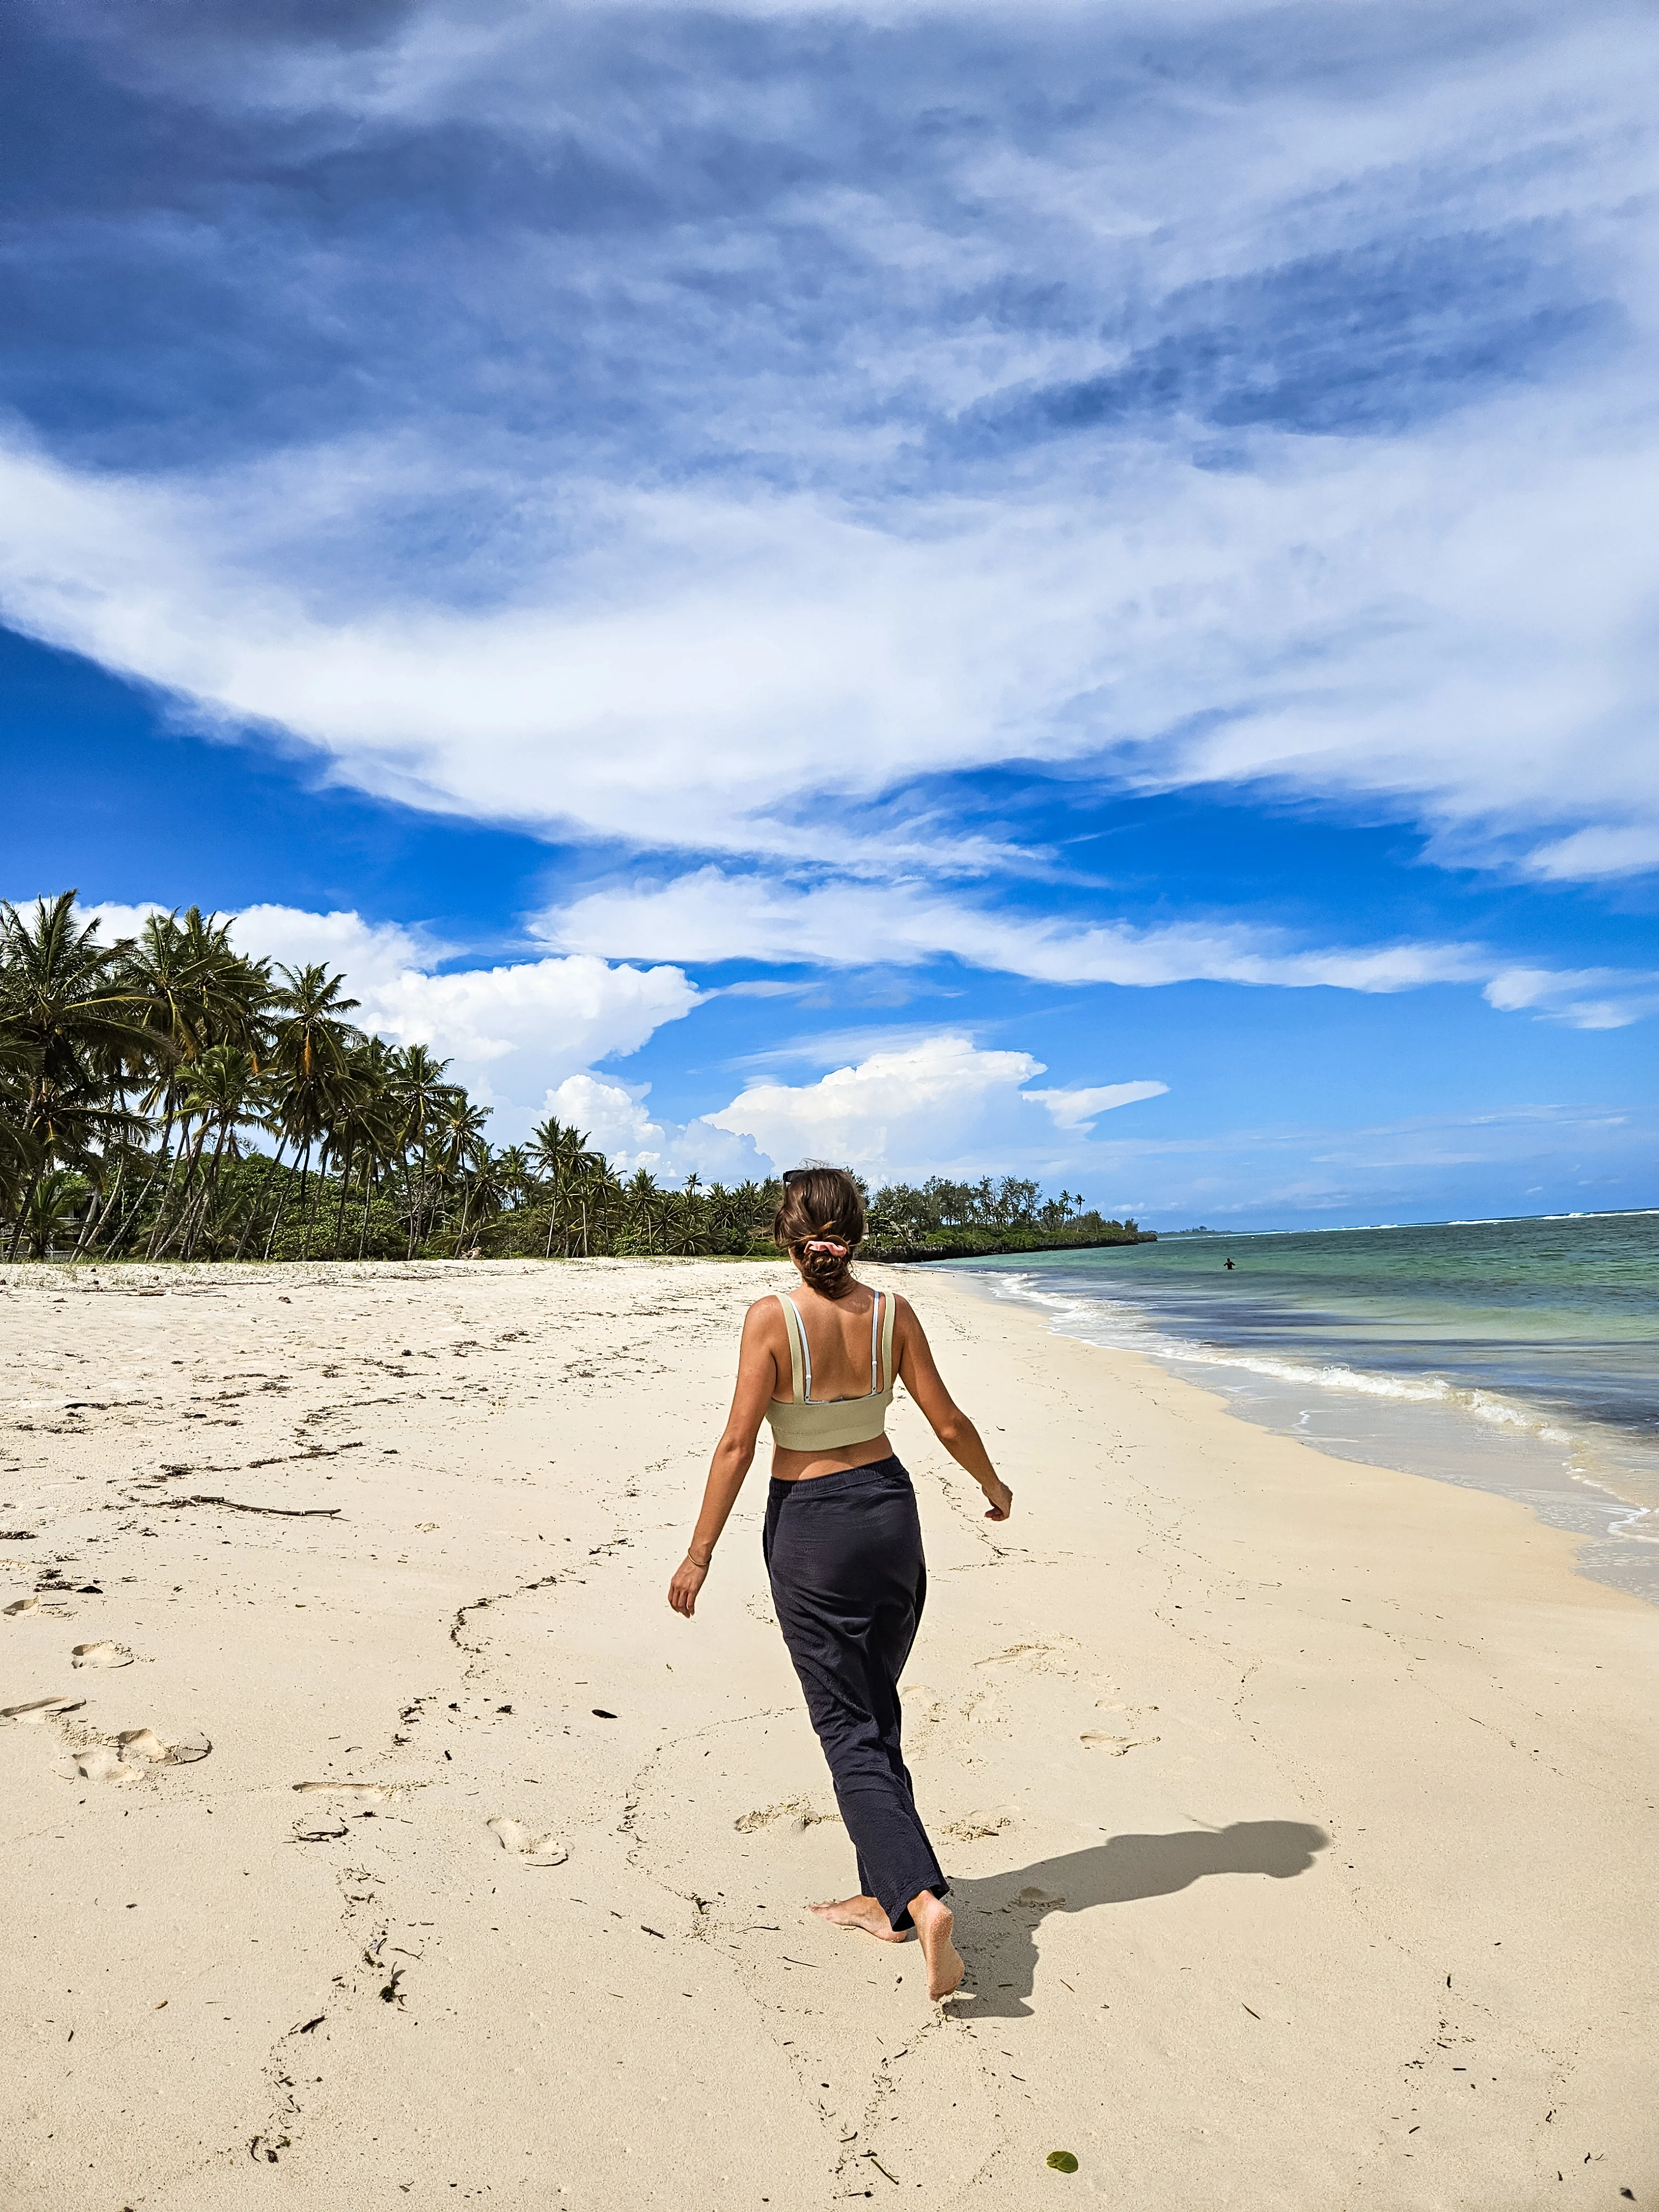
[708,1034,1166,1186]
[82,899,702,1125]
[70,898,1171,1181]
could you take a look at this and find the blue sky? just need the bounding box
[2,0,1655,1225]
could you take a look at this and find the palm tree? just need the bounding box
[0,1026,43,1220]
[322,1036,397,1259]
[387,1045,460,1257]
[166,1045,268,1261]
[532,1116,608,1257]
[580,1152,624,1256]
[17,1167,84,1259]
[0,894,149,1258]
[450,1142,507,1256]
[622,1166,664,1254]
[260,964,361,1259]
[109,908,272,1259]
[495,1145,533,1211]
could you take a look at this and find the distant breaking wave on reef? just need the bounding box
[938,1211,1659,1604]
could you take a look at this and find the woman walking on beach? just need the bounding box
[667,1167,1013,2001]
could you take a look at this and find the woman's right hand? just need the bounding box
[668,1555,710,1618]
[981,1477,1013,1522]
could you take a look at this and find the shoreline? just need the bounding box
[932,1254,1659,1609]
[3,1257,1655,2209]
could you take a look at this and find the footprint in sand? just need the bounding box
[291,1781,389,1799]
[71,1640,134,1669]
[50,1728,212,1781]
[733,1798,836,1837]
[487,1816,567,1867]
[939,1807,1014,1842]
[4,1595,41,1616]
[124,1726,212,1765]
[1079,1731,1160,1755]
[58,1744,147,1782]
[2,1694,84,1723]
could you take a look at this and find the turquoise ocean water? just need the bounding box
[941,1211,1659,1603]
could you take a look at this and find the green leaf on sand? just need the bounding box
[1046,2152,1079,2173]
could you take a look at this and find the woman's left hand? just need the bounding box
[668,1556,710,1618]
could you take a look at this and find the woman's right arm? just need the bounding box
[894,1298,1013,1521]
[667,1300,779,1618]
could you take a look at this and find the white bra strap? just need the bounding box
[868,1292,881,1392]
[777,1294,807,1402]
[792,1292,818,1398]
[880,1287,896,1391]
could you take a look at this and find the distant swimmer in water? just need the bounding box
[1224,1257,1235,1270]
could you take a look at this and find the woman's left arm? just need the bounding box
[668,1301,778,1619]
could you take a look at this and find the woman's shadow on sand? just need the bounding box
[950,1821,1328,2018]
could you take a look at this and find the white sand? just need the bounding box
[2,1256,1654,2210]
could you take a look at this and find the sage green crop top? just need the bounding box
[765,1290,897,1451]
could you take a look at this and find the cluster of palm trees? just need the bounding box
[0,892,789,1265]
[2,892,1139,1267]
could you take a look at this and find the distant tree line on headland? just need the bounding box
[0,893,1151,1265]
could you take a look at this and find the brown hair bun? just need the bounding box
[773,1166,864,1300]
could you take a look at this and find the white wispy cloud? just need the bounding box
[1,2,1653,931]
[546,870,1659,1023]
[1481,964,1659,1031]
[1522,826,1659,883]
[543,867,1486,990]
[2,389,1654,880]
[1025,1081,1170,1130]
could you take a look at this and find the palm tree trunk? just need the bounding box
[150,1117,211,1260]
[300,1153,327,1261]
[144,1107,201,1259]
[7,1161,44,1261]
[331,1146,355,1258]
[356,1165,375,1260]
[181,1118,232,1262]
[404,1156,424,1260]
[105,1094,180,1258]
[75,1156,123,1258]
[265,1141,307,1260]
[237,1134,289,1261]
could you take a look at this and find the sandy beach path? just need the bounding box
[2,1258,1653,2211]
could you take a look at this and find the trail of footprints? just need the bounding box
[3,1629,213,1781]
[3,1691,212,1781]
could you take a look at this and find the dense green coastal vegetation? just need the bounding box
[0,893,1150,1264]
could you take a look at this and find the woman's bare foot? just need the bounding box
[808,1895,906,1941]
[909,1891,964,2000]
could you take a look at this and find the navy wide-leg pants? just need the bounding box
[763,1456,948,1933]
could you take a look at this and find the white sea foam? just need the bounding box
[959,1264,1659,1543]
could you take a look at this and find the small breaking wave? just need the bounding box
[959,1264,1659,1548]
